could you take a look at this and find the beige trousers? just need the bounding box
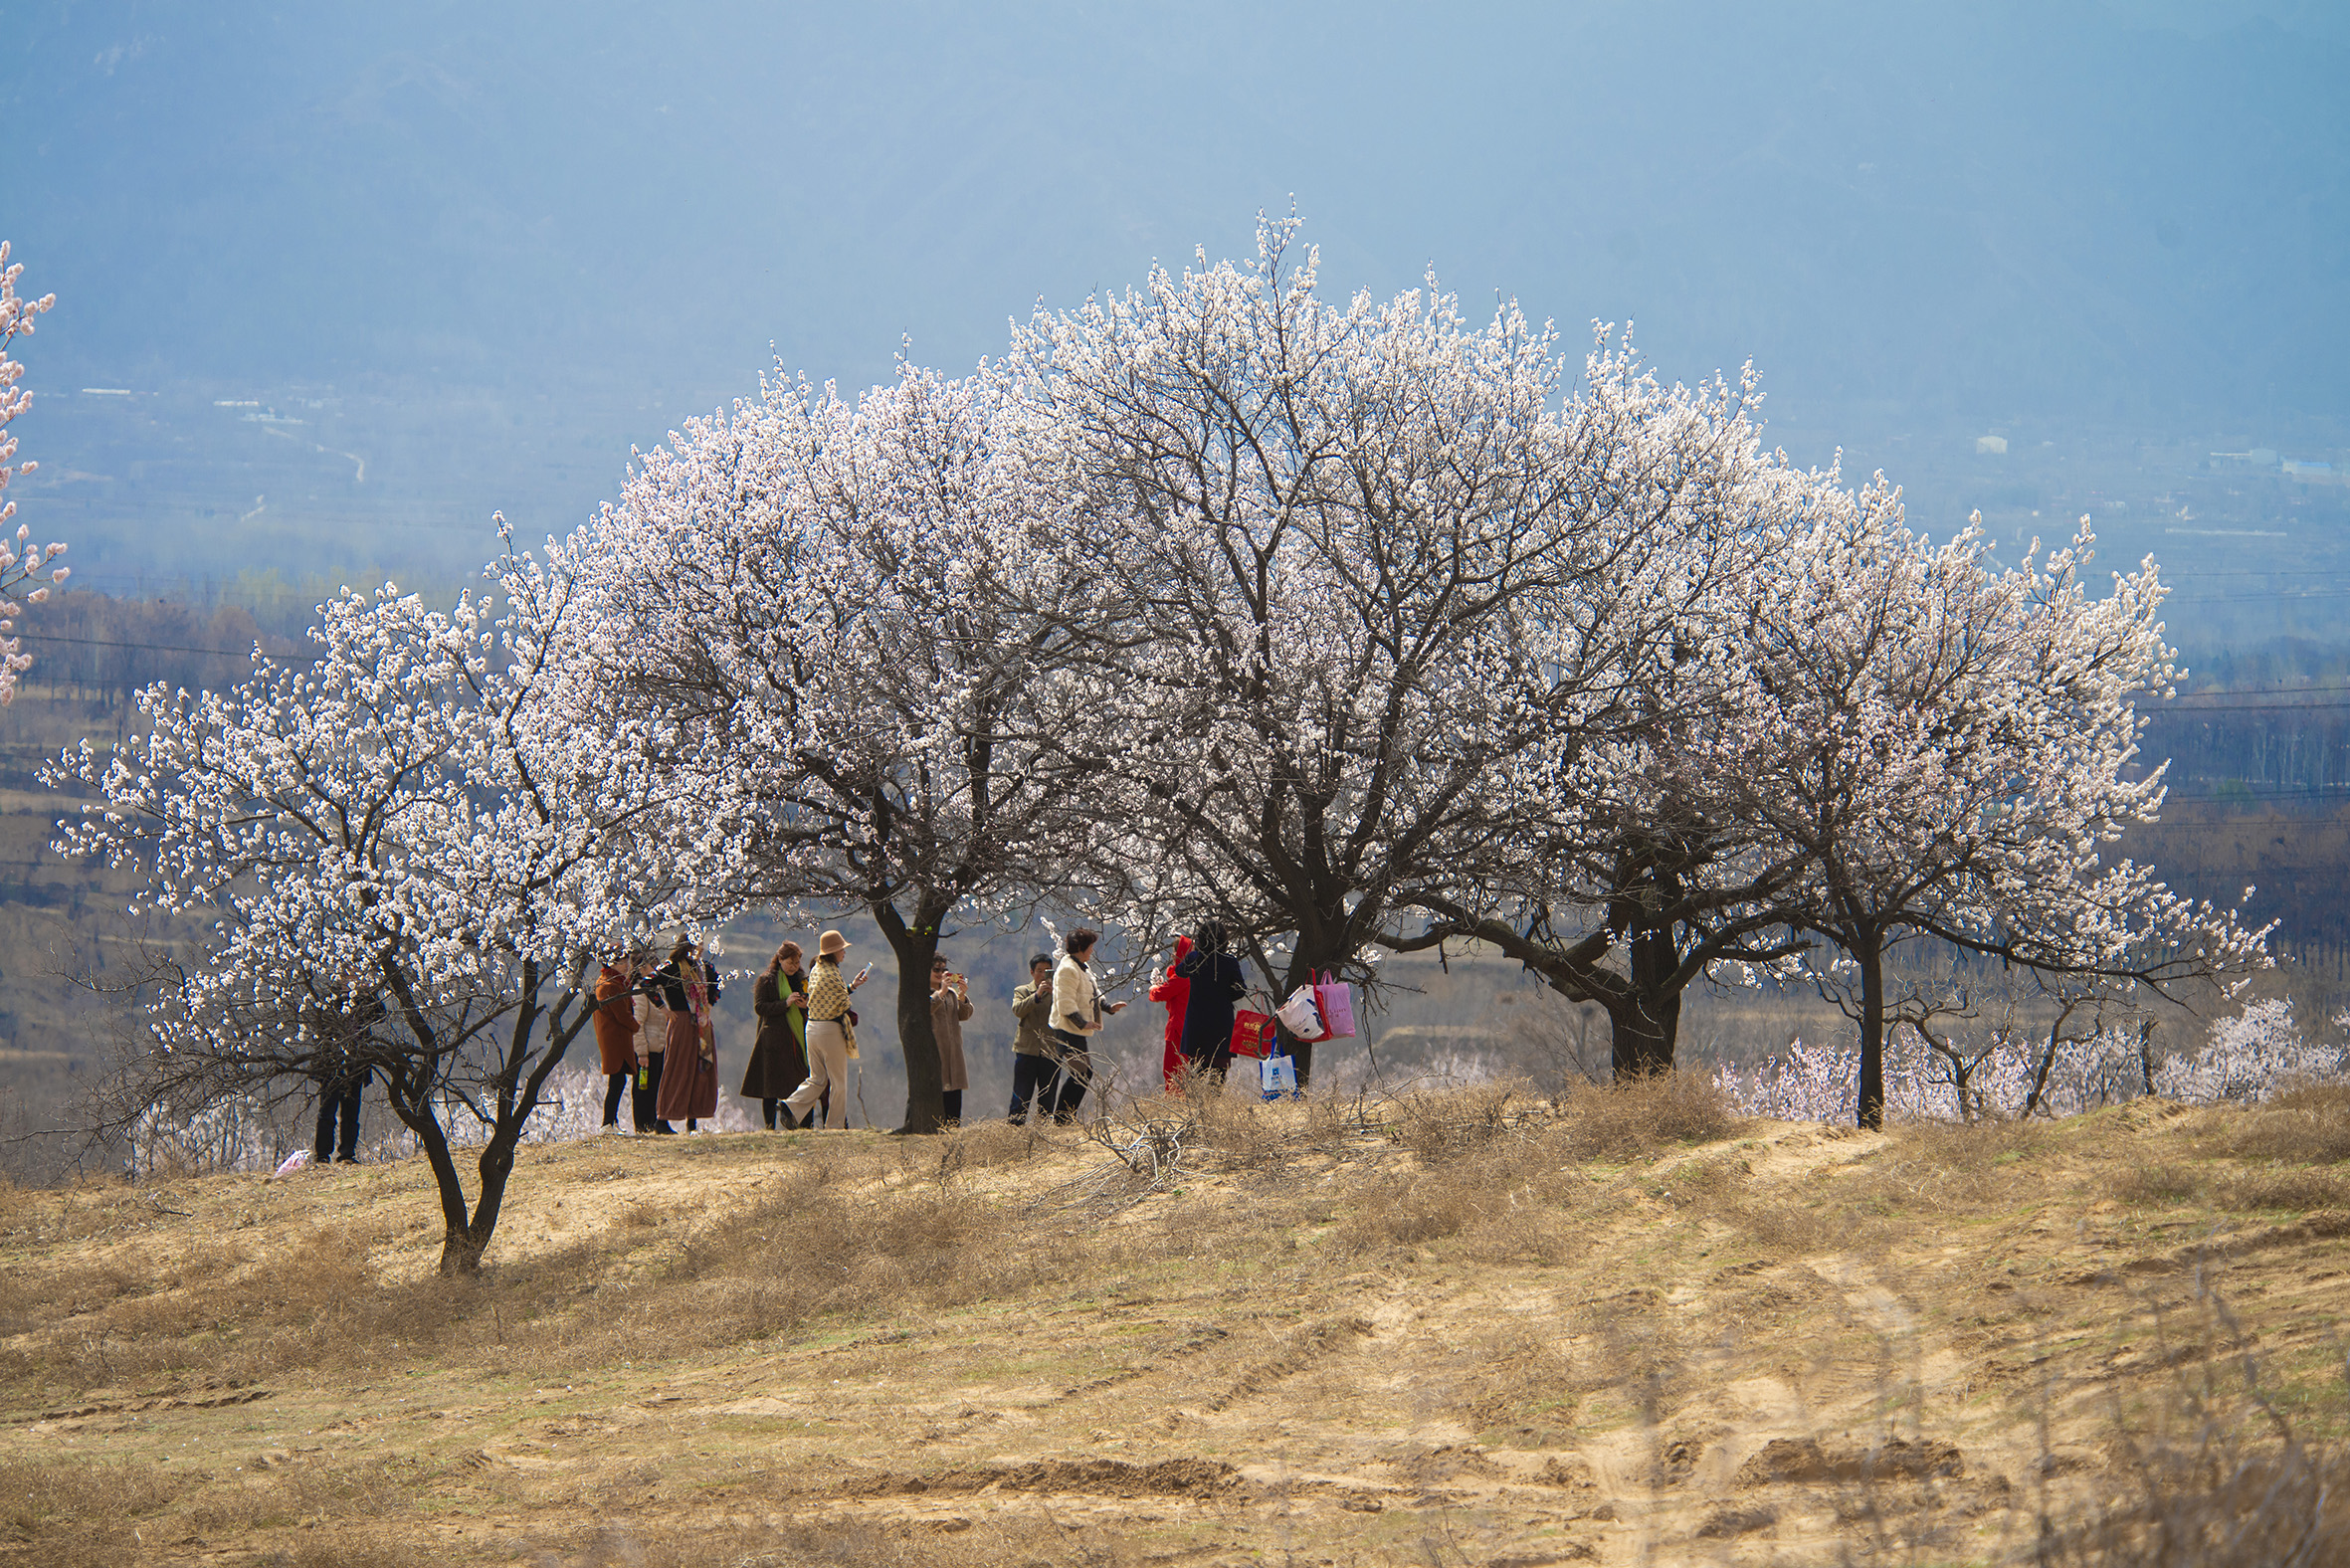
[784,1019,850,1129]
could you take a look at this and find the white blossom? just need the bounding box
[0,240,64,704]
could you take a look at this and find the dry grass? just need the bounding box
[2212,1167,2350,1212]
[2230,1082,2350,1165]
[2033,1282,2350,1567]
[2114,1163,2206,1207]
[7,1081,2350,1566]
[2044,1439,2350,1567]
[1551,1070,1743,1159]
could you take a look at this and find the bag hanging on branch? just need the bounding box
[1276,984,1328,1043]
[1311,971,1356,1040]
[1231,1006,1278,1061]
[1260,1045,1300,1100]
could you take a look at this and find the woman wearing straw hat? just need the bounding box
[781,929,869,1130]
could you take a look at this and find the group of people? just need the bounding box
[590,937,727,1133]
[592,927,874,1133]
[299,923,1262,1164]
[584,921,1259,1135]
[1016,921,1251,1119]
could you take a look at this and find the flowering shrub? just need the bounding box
[1717,999,2346,1122]
[2153,999,2346,1105]
[1715,1038,1861,1122]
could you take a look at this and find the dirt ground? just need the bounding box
[2,1080,2346,1566]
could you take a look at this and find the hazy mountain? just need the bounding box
[3,0,2345,590]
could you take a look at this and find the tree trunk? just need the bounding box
[875,899,946,1133]
[1857,932,1886,1131]
[1603,993,1679,1080]
[1614,902,1685,1078]
[380,1072,480,1276]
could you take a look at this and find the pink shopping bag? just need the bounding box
[1312,971,1356,1040]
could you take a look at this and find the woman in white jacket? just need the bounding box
[1048,928,1125,1124]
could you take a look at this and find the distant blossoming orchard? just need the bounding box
[0,240,70,703]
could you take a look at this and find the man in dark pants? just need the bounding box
[311,997,382,1165]
[1007,954,1059,1123]
[314,1060,367,1164]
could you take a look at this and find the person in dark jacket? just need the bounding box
[741,941,811,1129]
[313,1056,368,1165]
[1173,920,1248,1083]
[1007,953,1060,1124]
[310,996,384,1165]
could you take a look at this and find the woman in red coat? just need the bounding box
[1149,934,1192,1092]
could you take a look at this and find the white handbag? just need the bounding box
[1276,984,1325,1041]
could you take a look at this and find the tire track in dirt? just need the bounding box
[1201,1313,1375,1413]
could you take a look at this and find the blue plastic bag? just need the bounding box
[1260,1048,1299,1100]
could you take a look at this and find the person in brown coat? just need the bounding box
[592,948,644,1132]
[742,941,813,1129]
[652,938,720,1129]
[928,957,974,1125]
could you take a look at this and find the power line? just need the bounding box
[2176,680,2350,691]
[2153,700,2350,714]
[13,632,313,659]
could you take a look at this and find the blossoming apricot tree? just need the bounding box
[0,240,70,702]
[53,535,675,1271]
[560,365,1123,1132]
[1737,490,2268,1126]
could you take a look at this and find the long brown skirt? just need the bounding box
[656,1007,717,1121]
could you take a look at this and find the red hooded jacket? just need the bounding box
[1149,935,1193,1085]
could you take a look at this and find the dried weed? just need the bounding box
[2231,1084,2350,1166]
[2113,1164,2205,1207]
[2212,1168,2350,1213]
[1554,1072,1741,1161]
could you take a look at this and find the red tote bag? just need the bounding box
[1230,1007,1278,1061]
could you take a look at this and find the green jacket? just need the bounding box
[1011,980,1059,1059]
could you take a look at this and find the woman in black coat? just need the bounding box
[1172,921,1248,1082]
[741,940,812,1128]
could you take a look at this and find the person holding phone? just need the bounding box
[592,946,644,1132]
[928,957,975,1126]
[1049,928,1126,1124]
[1007,952,1061,1123]
[782,929,868,1129]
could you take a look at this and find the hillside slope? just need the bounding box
[3,1079,2346,1565]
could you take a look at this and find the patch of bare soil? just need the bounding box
[1,1080,2346,1565]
